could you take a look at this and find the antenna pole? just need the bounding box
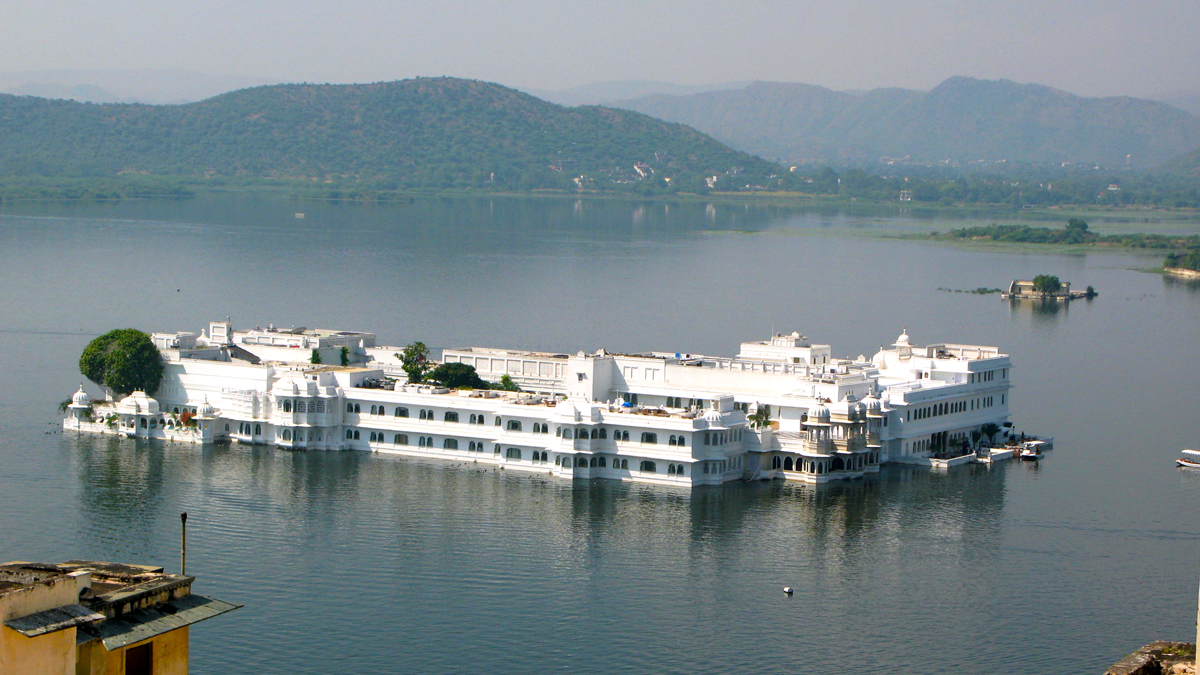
[180,512,188,575]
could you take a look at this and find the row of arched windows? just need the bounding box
[532,423,550,433]
[667,464,686,475]
[703,429,743,445]
[237,422,262,435]
[667,435,686,447]
[280,399,328,413]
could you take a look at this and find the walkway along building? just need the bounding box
[64,320,1015,486]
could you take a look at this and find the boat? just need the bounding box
[1176,449,1200,469]
[1019,440,1046,461]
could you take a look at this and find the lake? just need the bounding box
[1,194,1199,674]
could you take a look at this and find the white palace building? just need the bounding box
[63,320,1014,486]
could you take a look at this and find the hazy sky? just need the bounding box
[2,0,1198,97]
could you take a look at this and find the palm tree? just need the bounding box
[979,423,1001,446]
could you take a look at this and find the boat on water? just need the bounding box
[1019,440,1046,461]
[1176,449,1200,469]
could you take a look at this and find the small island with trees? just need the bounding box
[1001,274,1096,301]
[1163,249,1200,278]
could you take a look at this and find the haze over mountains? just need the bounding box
[613,77,1200,170]
[0,77,773,188]
[0,69,280,104]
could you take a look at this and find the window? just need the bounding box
[125,643,152,675]
[445,412,459,423]
[668,464,676,475]
[354,404,361,414]
[369,432,377,442]
[640,460,656,472]
[353,430,360,440]
[598,456,606,467]
[621,459,628,469]
[622,431,629,441]
[283,400,292,413]
[677,436,685,447]
[676,465,685,476]
[669,435,677,446]
[506,447,521,459]
[640,432,657,444]
[370,405,377,415]
[347,403,354,413]
[395,434,408,444]
[590,457,597,467]
[784,457,794,471]
[772,456,781,469]
[590,428,598,439]
[495,417,502,426]
[599,428,607,439]
[396,407,408,418]
[255,424,261,435]
[507,420,522,431]
[420,409,428,420]
[283,429,292,441]
[346,429,354,439]
[444,439,458,450]
[562,429,572,440]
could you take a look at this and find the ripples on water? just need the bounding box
[1,196,1199,674]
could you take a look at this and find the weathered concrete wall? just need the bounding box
[1106,641,1196,675]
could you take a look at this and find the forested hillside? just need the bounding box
[0,77,778,190]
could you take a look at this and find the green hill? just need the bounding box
[0,77,778,190]
[615,77,1200,169]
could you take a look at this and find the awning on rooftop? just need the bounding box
[5,604,106,637]
[77,594,242,650]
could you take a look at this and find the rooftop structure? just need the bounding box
[68,320,1016,486]
[0,560,238,675]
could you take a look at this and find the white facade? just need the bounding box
[65,322,1014,487]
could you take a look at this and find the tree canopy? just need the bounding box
[1032,275,1062,294]
[79,329,164,396]
[426,362,488,390]
[398,342,431,383]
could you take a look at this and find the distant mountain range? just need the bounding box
[612,77,1200,170]
[0,77,775,188]
[523,80,753,107]
[0,69,280,105]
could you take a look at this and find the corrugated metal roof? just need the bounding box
[5,604,106,637]
[75,594,241,650]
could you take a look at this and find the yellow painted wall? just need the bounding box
[100,626,189,675]
[0,571,88,675]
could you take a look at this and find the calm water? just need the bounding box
[2,195,1199,674]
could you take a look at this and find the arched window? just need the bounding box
[507,420,522,431]
[677,436,686,447]
[495,417,502,426]
[370,405,376,415]
[506,448,521,459]
[639,460,656,472]
[562,429,572,439]
[396,434,408,444]
[493,444,500,453]
[445,412,459,423]
[784,457,794,471]
[369,432,376,442]
[668,464,676,475]
[621,459,628,469]
[283,400,292,413]
[443,438,458,449]
[640,432,657,444]
[354,404,361,414]
[420,409,428,420]
[599,428,607,439]
[346,429,353,439]
[353,430,360,440]
[255,424,261,435]
[283,429,292,441]
[396,407,408,418]
[588,428,596,439]
[472,414,479,425]
[555,456,561,466]
[622,431,629,441]
[347,403,354,413]
[598,456,606,467]
[669,435,677,446]
[704,432,710,445]
[418,436,426,447]
[677,465,685,476]
[562,457,572,467]
[590,457,597,467]
[772,456,781,469]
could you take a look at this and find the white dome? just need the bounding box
[894,328,911,347]
[116,391,160,415]
[71,385,91,407]
[861,393,882,412]
[807,403,830,421]
[197,397,215,417]
[703,408,724,424]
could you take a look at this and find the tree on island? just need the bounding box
[426,362,488,390]
[1164,248,1200,272]
[397,342,431,382]
[79,329,164,396]
[1032,274,1061,294]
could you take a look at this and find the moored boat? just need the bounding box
[1019,440,1046,461]
[1176,449,1200,469]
